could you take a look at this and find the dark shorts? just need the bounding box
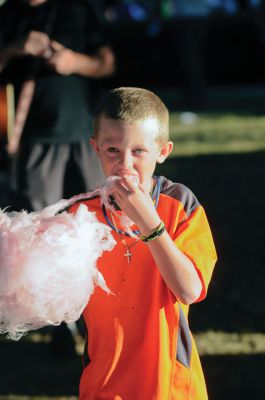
[11,141,104,211]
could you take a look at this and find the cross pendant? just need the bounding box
[124,248,132,263]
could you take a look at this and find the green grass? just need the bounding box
[169,113,265,156]
[195,331,265,355]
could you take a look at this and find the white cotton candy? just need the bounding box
[0,175,140,341]
[0,198,115,341]
[101,175,139,237]
[100,175,139,209]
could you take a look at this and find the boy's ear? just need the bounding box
[157,141,173,164]
[90,136,100,156]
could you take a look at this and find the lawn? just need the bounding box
[169,113,265,156]
[157,106,265,399]
[0,88,264,400]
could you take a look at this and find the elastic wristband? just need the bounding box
[140,221,165,243]
[140,221,164,240]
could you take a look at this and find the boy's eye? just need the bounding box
[107,147,119,153]
[133,149,145,154]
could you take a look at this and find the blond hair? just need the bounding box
[94,87,169,146]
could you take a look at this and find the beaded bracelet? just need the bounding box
[140,221,166,243]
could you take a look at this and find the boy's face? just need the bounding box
[91,117,172,192]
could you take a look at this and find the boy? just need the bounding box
[70,87,217,399]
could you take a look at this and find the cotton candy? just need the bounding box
[0,189,116,340]
[0,176,139,340]
[100,175,139,237]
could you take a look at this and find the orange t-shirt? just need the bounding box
[70,176,217,400]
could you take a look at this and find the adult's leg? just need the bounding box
[63,141,105,199]
[11,142,70,211]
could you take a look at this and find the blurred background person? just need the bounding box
[0,0,115,357]
[0,0,115,213]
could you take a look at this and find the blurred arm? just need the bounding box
[47,41,115,77]
[0,31,51,72]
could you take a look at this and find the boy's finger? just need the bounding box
[110,177,131,194]
[120,176,138,193]
[109,183,129,200]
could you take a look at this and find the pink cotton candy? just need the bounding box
[0,176,139,340]
[0,194,115,340]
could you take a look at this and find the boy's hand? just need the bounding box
[112,175,203,304]
[111,176,161,235]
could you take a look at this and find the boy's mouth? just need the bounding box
[115,170,138,177]
[118,173,139,188]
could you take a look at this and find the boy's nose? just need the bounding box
[119,151,133,167]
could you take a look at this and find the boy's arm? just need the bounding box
[112,178,203,305]
[143,230,202,305]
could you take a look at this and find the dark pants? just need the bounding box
[10,140,104,212]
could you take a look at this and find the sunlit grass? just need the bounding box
[195,331,265,355]
[169,113,265,156]
[8,330,265,358]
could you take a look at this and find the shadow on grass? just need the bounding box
[0,339,81,396]
[0,340,264,400]
[156,150,265,333]
[202,353,265,400]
